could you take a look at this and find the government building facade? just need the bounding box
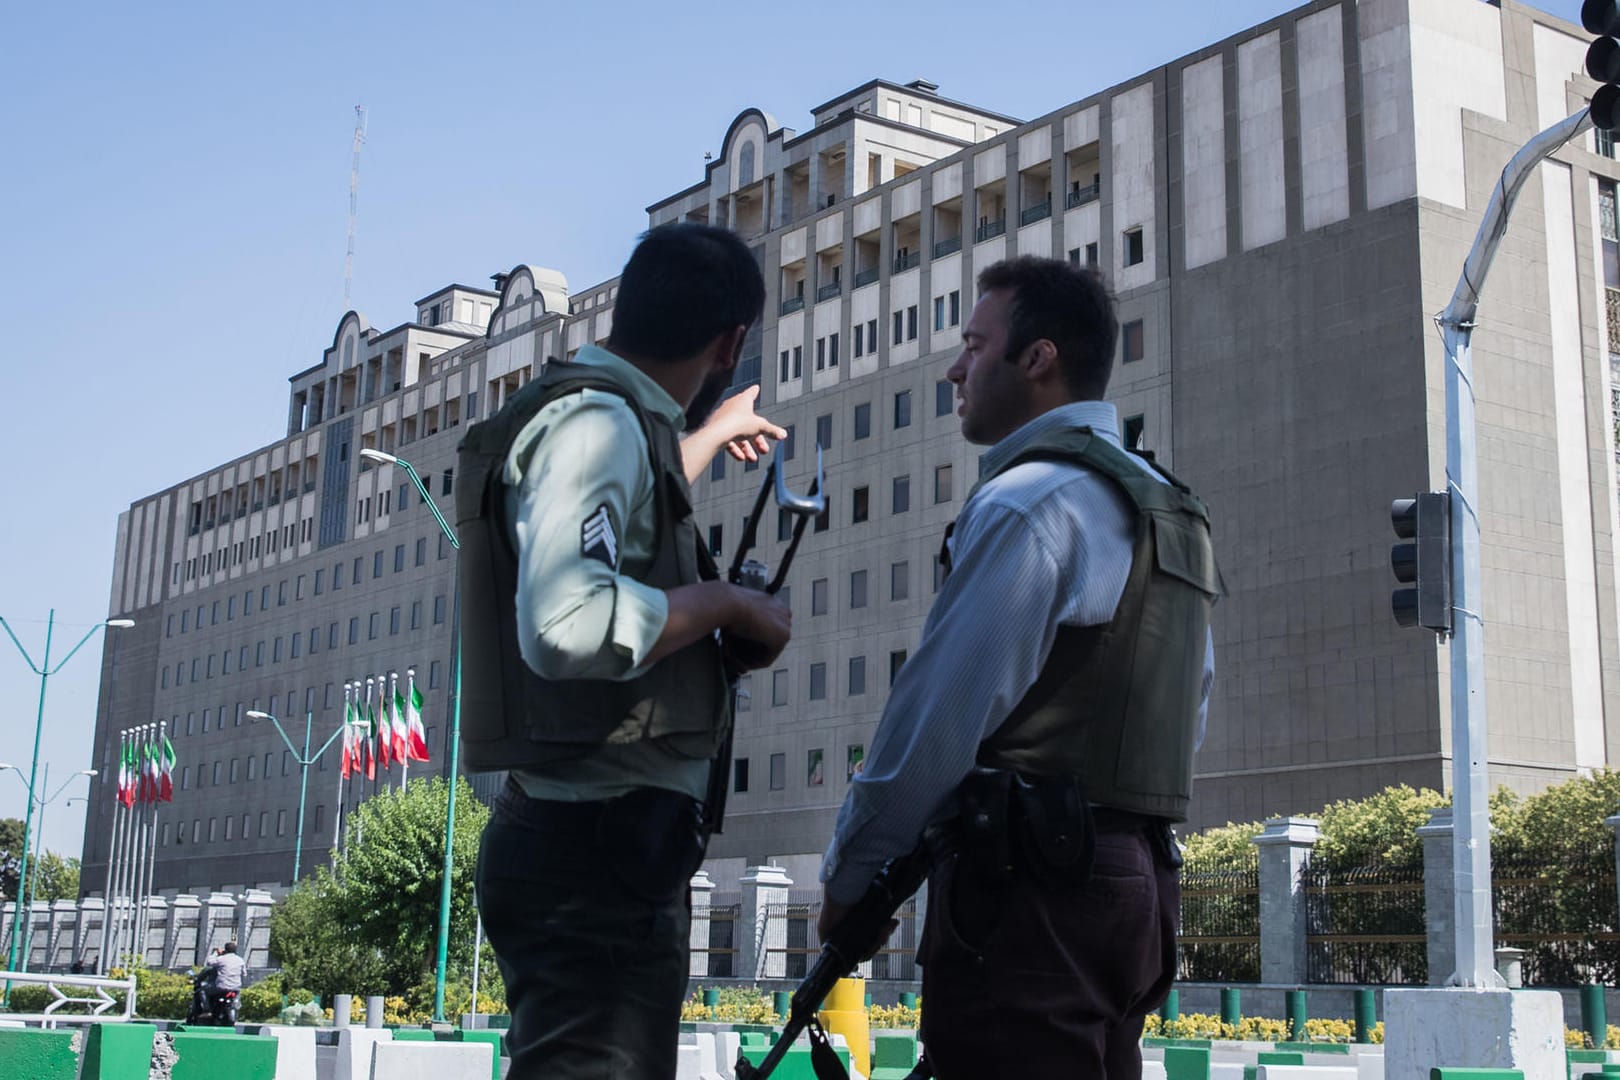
[84,0,1620,896]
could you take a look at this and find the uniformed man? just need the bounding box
[819,256,1220,1079]
[459,223,791,1080]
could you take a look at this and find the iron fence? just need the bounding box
[1304,862,1426,985]
[1177,861,1261,983]
[694,901,740,979]
[1493,848,1620,986]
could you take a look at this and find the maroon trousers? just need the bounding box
[917,829,1179,1080]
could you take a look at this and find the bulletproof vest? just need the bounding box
[454,361,731,773]
[945,427,1222,821]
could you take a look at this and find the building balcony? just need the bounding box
[893,251,920,274]
[1066,182,1100,209]
[780,296,806,316]
[816,281,843,302]
[853,267,880,288]
[975,218,1006,243]
[1020,199,1052,227]
[933,236,963,259]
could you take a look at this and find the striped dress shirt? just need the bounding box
[820,400,1215,905]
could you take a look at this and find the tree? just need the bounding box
[269,777,488,996]
[31,852,81,902]
[0,818,23,901]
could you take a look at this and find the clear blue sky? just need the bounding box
[0,0,1585,861]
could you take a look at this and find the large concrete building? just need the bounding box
[84,0,1620,897]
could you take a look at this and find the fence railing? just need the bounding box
[694,902,740,979]
[1304,862,1427,985]
[1177,861,1261,983]
[0,970,138,1027]
[1494,848,1620,987]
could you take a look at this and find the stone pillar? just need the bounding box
[738,865,793,981]
[168,894,202,970]
[202,892,237,959]
[142,896,168,968]
[1,901,13,966]
[77,896,105,971]
[1253,816,1319,985]
[688,870,715,979]
[1418,807,1456,986]
[237,889,274,970]
[25,900,49,969]
[48,899,76,971]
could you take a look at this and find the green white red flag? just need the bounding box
[159,735,175,802]
[404,675,429,762]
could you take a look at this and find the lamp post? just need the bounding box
[0,611,132,985]
[246,710,347,884]
[359,448,462,1023]
[1,764,97,968]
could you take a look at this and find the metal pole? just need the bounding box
[470,915,483,1016]
[433,583,463,1022]
[98,733,126,974]
[129,727,153,967]
[1435,106,1591,987]
[6,609,55,986]
[113,738,140,969]
[294,712,311,883]
[138,722,164,959]
[19,764,48,970]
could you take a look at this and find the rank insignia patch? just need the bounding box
[580,503,619,568]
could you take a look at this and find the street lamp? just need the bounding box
[360,447,463,1023]
[246,710,346,883]
[0,612,132,985]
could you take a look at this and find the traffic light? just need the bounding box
[1585,0,1620,130]
[1390,493,1452,635]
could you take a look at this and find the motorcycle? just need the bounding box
[185,970,239,1027]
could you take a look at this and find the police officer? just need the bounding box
[819,256,1219,1079]
[460,224,791,1079]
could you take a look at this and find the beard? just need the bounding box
[683,366,735,432]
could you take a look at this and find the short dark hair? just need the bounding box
[223,941,237,954]
[976,257,1118,399]
[606,223,766,363]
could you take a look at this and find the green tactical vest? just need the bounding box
[950,426,1223,822]
[453,361,731,773]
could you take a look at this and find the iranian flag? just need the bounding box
[117,741,135,809]
[372,695,391,772]
[362,702,377,781]
[388,682,408,765]
[340,698,356,780]
[159,735,176,802]
[404,677,429,762]
[143,740,160,803]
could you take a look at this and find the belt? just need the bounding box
[1088,805,1167,835]
[495,776,698,831]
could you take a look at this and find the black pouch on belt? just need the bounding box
[1010,775,1096,889]
[955,768,1014,883]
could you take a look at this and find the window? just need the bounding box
[890,649,909,686]
[809,662,827,701]
[809,749,825,786]
[816,336,826,371]
[1124,414,1145,451]
[828,332,839,367]
[208,818,218,842]
[368,612,380,639]
[935,463,953,503]
[230,758,240,783]
[416,537,427,566]
[394,544,406,572]
[769,752,786,791]
[811,578,829,616]
[373,550,384,578]
[353,556,363,583]
[893,390,912,429]
[850,569,868,609]
[893,311,904,346]
[935,552,949,592]
[816,413,832,449]
[329,622,339,650]
[734,758,750,793]
[277,810,287,836]
[709,454,725,482]
[853,322,865,358]
[1122,319,1145,364]
[893,475,911,514]
[212,761,222,785]
[777,507,794,542]
[891,561,909,601]
[1600,126,1617,159]
[708,524,723,558]
[439,533,450,560]
[736,674,752,712]
[433,595,446,624]
[852,486,869,524]
[430,661,442,689]
[1123,227,1144,267]
[333,562,343,590]
[390,606,401,635]
[848,655,867,696]
[314,569,325,596]
[313,805,325,833]
[949,290,960,326]
[906,305,918,341]
[348,617,359,645]
[290,632,301,659]
[783,424,796,461]
[771,669,788,706]
[792,345,803,379]
[1085,241,1099,268]
[933,295,945,332]
[779,349,791,382]
[441,469,454,496]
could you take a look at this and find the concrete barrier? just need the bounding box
[1255,1067,1359,1080]
[0,1027,80,1080]
[79,1022,158,1080]
[168,1029,277,1080]
[368,1039,494,1080]
[333,1027,393,1080]
[261,1026,318,1080]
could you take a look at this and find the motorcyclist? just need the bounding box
[197,942,246,1023]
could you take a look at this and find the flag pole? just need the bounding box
[140,720,165,958]
[333,683,349,863]
[98,730,127,973]
[394,671,407,791]
[112,730,139,968]
[129,724,154,966]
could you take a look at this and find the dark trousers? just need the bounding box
[917,829,1179,1080]
[475,781,706,1080]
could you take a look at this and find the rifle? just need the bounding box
[734,829,950,1080]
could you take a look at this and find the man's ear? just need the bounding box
[1021,338,1060,382]
[712,325,748,370]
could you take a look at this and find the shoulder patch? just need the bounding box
[580,503,619,569]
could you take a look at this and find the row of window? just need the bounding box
[186,454,319,538]
[160,599,449,690]
[166,535,454,641]
[157,666,446,746]
[732,742,869,794]
[354,471,454,528]
[172,722,441,795]
[179,516,316,584]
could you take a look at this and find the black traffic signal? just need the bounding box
[1585,0,1620,130]
[1390,493,1452,635]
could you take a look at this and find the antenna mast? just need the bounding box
[344,105,367,312]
